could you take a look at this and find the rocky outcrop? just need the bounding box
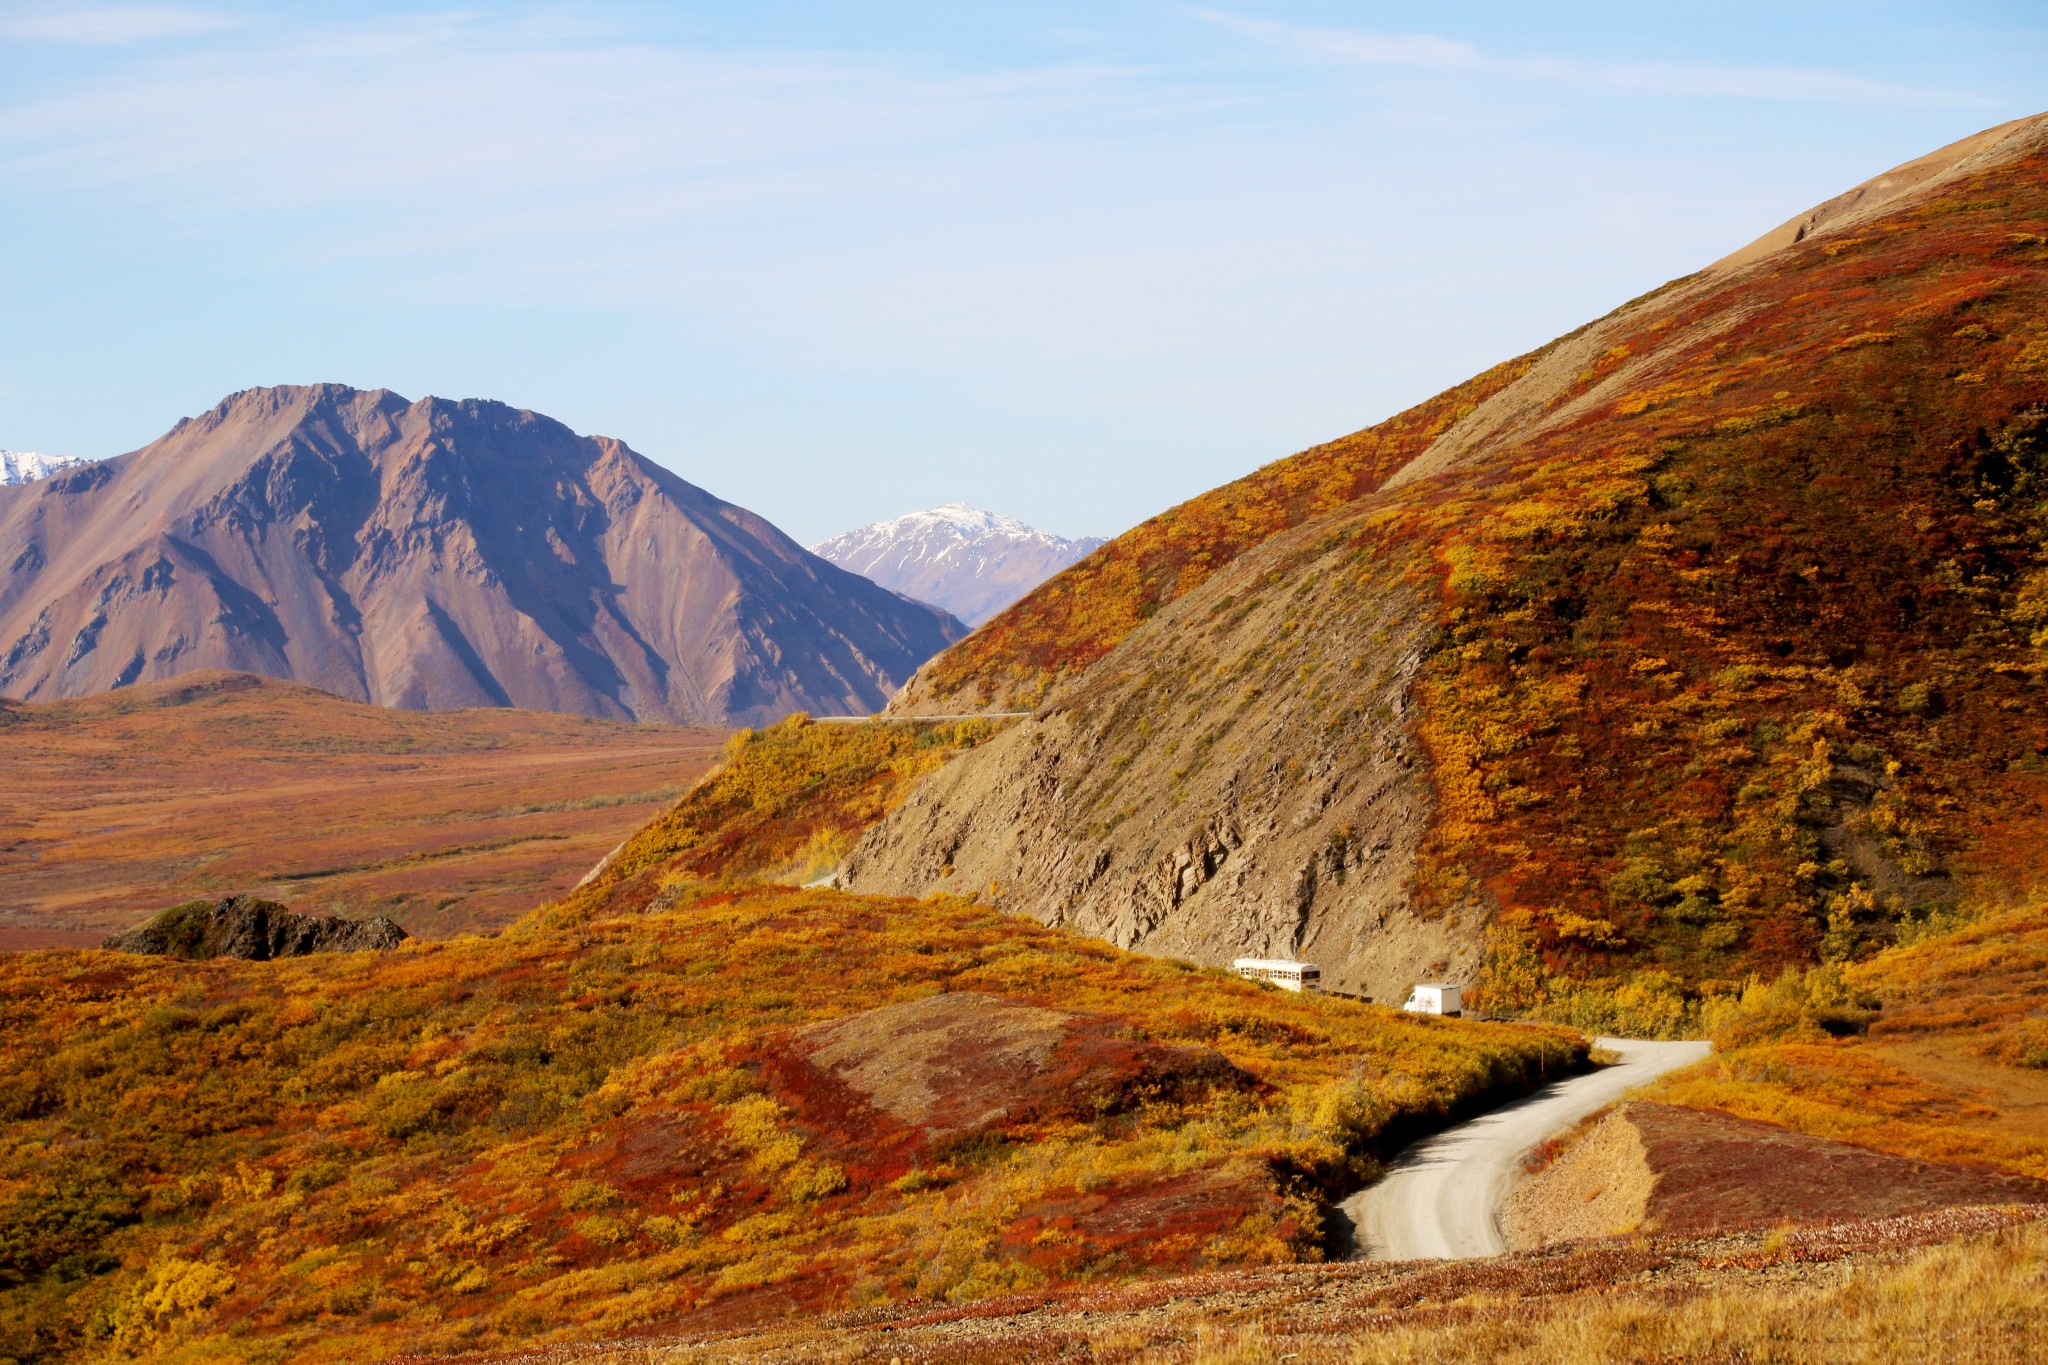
[102,894,408,959]
[0,385,964,723]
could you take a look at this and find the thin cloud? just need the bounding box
[0,11,1145,229]
[0,4,238,44]
[1194,9,1987,107]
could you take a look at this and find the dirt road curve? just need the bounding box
[1343,1037,1712,1260]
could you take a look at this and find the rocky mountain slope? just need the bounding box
[811,502,1105,627]
[0,386,963,722]
[844,113,2048,1007]
[0,450,90,486]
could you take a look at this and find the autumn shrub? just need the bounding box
[1986,1016,2048,1068]
[1699,962,1882,1049]
[0,884,1580,1362]
[103,1257,237,1351]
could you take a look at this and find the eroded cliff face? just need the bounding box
[842,504,1481,1002]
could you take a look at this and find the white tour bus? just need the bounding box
[1232,958,1322,993]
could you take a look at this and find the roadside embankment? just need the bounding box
[1343,1037,1710,1259]
[1504,1101,2048,1249]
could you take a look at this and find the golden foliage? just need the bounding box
[1649,897,2048,1179]
[0,880,1580,1361]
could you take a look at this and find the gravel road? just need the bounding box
[1343,1037,1712,1260]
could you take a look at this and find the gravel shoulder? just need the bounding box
[1343,1037,1711,1260]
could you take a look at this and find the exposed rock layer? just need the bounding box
[0,385,963,722]
[102,894,408,959]
[844,527,1476,1003]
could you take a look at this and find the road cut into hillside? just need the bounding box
[1344,1037,1711,1260]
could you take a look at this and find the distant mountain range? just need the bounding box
[0,450,91,486]
[811,502,1104,627]
[0,385,964,722]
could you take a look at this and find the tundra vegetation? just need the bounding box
[1649,894,2048,1180]
[565,713,1002,897]
[597,1207,2046,1363]
[0,719,1583,1362]
[0,671,726,946]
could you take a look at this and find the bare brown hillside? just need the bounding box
[843,555,1464,1003]
[0,385,963,723]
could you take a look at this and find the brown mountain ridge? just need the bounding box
[0,384,963,723]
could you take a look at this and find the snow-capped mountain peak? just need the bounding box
[812,503,1106,627]
[1,450,92,486]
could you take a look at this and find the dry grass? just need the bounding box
[507,1207,2045,1363]
[1336,1221,2046,1365]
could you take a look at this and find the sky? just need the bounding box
[2,3,2045,546]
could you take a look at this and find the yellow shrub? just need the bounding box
[782,1158,849,1202]
[721,1093,804,1171]
[109,1257,236,1348]
[2009,337,2048,376]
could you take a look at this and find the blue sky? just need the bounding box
[3,3,2044,545]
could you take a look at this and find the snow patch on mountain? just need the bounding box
[812,502,1106,627]
[1,451,92,486]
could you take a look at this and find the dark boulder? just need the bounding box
[101,895,408,960]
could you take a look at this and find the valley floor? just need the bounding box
[0,672,725,944]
